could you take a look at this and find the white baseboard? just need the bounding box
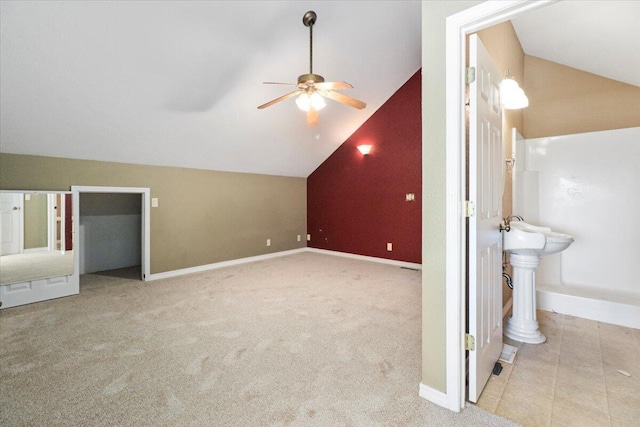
[418,382,450,410]
[147,248,306,281]
[537,288,640,329]
[146,247,421,282]
[306,248,422,270]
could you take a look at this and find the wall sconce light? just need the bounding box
[357,144,372,155]
[500,76,529,110]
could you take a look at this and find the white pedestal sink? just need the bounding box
[503,221,574,344]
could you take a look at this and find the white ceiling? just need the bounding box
[511,0,640,87]
[1,1,637,179]
[0,1,422,178]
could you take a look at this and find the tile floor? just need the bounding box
[475,310,640,427]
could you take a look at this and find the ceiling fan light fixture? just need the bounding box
[257,10,365,125]
[295,92,326,112]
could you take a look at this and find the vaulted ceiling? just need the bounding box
[0,1,422,177]
[511,0,640,87]
[1,1,637,178]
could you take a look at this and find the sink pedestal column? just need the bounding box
[504,253,546,344]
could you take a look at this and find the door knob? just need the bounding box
[13,206,20,210]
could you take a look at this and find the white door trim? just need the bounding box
[71,186,151,282]
[443,0,557,412]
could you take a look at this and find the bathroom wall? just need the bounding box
[516,127,639,300]
[523,55,640,139]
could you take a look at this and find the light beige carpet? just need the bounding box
[0,252,519,426]
[0,250,74,285]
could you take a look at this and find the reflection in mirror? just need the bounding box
[0,191,74,285]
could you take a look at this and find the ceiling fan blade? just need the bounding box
[307,109,319,126]
[323,90,367,110]
[257,90,301,109]
[314,81,353,90]
[262,82,297,85]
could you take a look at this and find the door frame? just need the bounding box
[71,186,151,282]
[443,0,556,412]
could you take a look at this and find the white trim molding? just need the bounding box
[307,248,422,270]
[419,383,449,409]
[147,249,307,281]
[148,247,421,281]
[71,186,151,282]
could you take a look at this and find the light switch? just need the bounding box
[152,198,158,208]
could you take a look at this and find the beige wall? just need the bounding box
[23,192,48,249]
[0,153,307,274]
[524,55,640,138]
[422,0,482,395]
[476,21,525,306]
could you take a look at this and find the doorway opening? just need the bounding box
[443,0,552,412]
[71,186,150,287]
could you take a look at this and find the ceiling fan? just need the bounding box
[257,11,366,126]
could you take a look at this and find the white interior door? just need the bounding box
[467,34,504,403]
[1,193,23,256]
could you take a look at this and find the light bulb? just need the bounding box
[296,92,326,112]
[500,77,529,110]
[310,92,326,110]
[500,78,519,94]
[296,93,311,111]
[357,144,372,155]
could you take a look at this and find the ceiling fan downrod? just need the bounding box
[303,11,317,75]
[297,11,323,85]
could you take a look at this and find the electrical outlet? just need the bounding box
[387,242,393,251]
[267,239,271,247]
[297,235,301,242]
[307,234,311,241]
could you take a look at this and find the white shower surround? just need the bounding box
[514,126,640,329]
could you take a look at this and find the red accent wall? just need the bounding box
[307,69,421,263]
[65,194,73,250]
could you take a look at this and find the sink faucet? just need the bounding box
[500,214,524,232]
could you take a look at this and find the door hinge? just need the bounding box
[465,334,475,351]
[466,67,476,84]
[464,200,475,217]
